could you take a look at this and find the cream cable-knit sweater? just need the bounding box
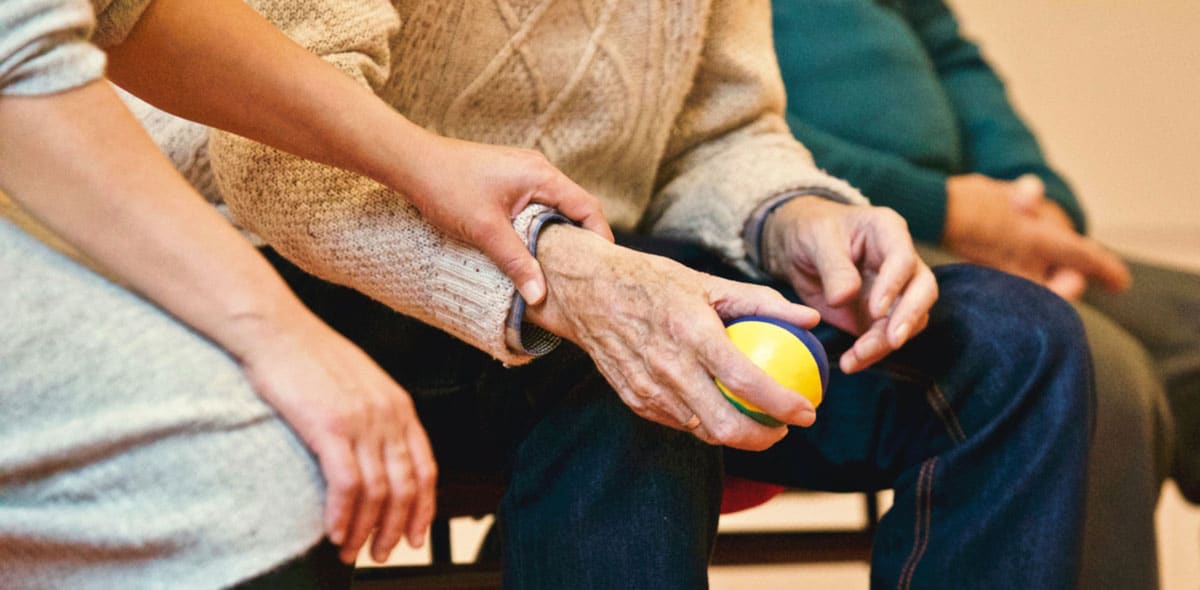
[198,0,866,366]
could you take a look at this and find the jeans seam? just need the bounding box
[898,457,938,590]
[925,383,967,444]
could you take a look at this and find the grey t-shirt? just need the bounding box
[0,0,150,96]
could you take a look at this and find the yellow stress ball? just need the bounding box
[716,316,829,427]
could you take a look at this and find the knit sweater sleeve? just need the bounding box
[207,0,545,366]
[645,0,867,276]
[902,0,1086,234]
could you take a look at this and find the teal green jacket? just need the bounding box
[773,0,1086,243]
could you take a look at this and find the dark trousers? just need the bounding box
[263,233,1093,590]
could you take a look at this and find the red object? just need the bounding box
[721,476,785,514]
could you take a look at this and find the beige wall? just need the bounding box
[948,0,1200,270]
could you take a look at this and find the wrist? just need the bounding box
[942,177,988,249]
[209,291,325,365]
[760,196,836,277]
[523,223,616,342]
[522,223,578,338]
[351,112,442,196]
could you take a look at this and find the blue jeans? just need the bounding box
[266,236,1093,589]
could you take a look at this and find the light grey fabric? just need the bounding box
[0,0,152,97]
[0,0,103,96]
[0,219,326,589]
[916,244,1174,590]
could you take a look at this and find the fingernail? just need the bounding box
[521,280,545,305]
[330,528,344,546]
[874,294,894,317]
[891,321,911,345]
[840,354,858,374]
[800,409,817,426]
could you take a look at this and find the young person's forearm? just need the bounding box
[105,0,427,193]
[0,80,312,359]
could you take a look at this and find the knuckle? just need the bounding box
[417,466,438,489]
[323,409,359,438]
[875,206,907,228]
[364,477,389,501]
[666,313,701,344]
[708,421,740,446]
[333,471,362,495]
[626,371,658,399]
[396,484,416,504]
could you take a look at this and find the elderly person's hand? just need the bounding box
[944,173,1130,300]
[761,197,939,374]
[526,225,820,450]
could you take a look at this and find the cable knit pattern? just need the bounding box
[205,0,866,365]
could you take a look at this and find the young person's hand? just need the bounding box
[0,80,437,565]
[227,310,437,565]
[107,0,612,307]
[761,197,939,374]
[397,133,613,305]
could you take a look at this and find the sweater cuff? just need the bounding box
[504,211,570,358]
[742,188,852,272]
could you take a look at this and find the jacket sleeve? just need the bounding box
[902,0,1087,233]
[207,0,553,365]
[645,0,867,276]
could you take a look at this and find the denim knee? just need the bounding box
[930,264,1093,433]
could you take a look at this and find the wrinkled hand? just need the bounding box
[399,134,613,305]
[526,225,820,450]
[228,311,437,564]
[945,173,1130,300]
[761,197,939,374]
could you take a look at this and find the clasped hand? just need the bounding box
[944,173,1130,300]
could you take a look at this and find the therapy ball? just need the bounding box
[717,316,829,426]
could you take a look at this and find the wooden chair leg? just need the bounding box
[429,517,453,565]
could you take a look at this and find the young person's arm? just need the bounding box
[0,79,434,566]
[105,0,611,306]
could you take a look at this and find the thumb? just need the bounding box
[479,223,547,305]
[1009,174,1046,213]
[1044,267,1088,301]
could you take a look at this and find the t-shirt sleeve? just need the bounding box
[0,0,105,96]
